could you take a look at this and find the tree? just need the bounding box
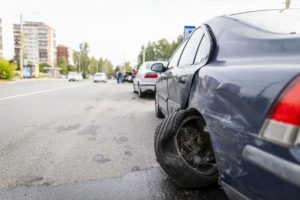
[67,64,76,72]
[124,62,132,72]
[58,57,68,75]
[72,50,80,72]
[98,58,105,72]
[98,57,114,78]
[89,57,98,74]
[137,35,184,68]
[72,43,115,79]
[39,63,50,73]
[79,42,90,78]
[0,59,16,80]
[106,64,114,79]
[115,65,121,73]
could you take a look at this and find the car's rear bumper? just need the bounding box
[140,84,155,92]
[243,145,300,188]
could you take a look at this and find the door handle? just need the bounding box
[165,71,172,76]
[161,74,167,80]
[162,71,172,80]
[176,76,187,84]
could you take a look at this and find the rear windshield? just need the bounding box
[230,9,300,34]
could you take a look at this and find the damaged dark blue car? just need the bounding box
[152,9,300,200]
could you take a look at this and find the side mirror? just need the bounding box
[151,63,165,73]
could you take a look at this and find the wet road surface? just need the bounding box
[0,167,228,200]
[0,79,228,199]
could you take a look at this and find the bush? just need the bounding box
[0,59,16,80]
[39,63,50,73]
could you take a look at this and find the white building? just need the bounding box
[14,21,56,66]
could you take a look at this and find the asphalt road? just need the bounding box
[0,79,228,200]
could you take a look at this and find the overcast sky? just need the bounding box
[0,0,297,66]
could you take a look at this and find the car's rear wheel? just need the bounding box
[155,93,164,118]
[155,110,218,188]
[138,84,144,98]
[133,83,138,93]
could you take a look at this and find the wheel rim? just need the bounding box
[174,116,217,176]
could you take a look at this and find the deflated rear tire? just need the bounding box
[154,110,218,188]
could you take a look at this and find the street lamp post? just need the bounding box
[18,11,39,79]
[19,12,24,79]
[286,0,291,9]
[143,43,146,63]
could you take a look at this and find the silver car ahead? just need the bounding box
[133,61,168,98]
[93,72,108,83]
[68,71,83,82]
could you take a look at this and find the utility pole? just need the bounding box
[19,12,24,79]
[285,0,291,9]
[143,44,146,63]
[78,53,81,73]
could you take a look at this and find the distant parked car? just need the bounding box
[133,61,168,98]
[93,72,107,83]
[67,72,83,82]
[122,72,133,83]
[152,9,300,200]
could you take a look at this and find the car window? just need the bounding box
[230,9,300,34]
[178,28,204,67]
[168,39,188,68]
[194,33,211,65]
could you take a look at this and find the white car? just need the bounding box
[68,72,83,82]
[133,61,168,98]
[93,72,108,83]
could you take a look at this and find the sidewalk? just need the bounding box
[0,78,67,85]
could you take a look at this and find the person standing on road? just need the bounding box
[117,71,123,84]
[116,71,119,83]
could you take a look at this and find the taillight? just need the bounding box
[260,76,300,146]
[144,72,158,78]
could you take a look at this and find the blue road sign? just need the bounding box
[184,25,196,39]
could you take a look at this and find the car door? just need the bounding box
[167,26,212,114]
[156,39,188,115]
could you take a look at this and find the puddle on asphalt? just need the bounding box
[0,167,229,200]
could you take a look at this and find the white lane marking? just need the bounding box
[0,84,87,101]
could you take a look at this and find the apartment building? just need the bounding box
[57,45,74,65]
[14,21,56,66]
[0,18,3,58]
